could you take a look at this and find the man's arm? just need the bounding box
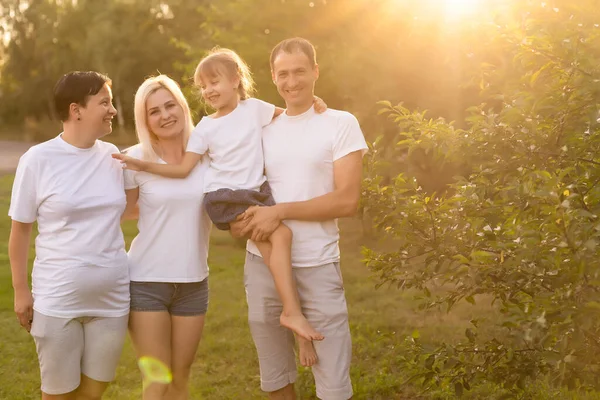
[242,150,363,241]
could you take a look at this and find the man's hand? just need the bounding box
[112,153,147,172]
[230,216,251,239]
[241,205,282,242]
[14,289,33,332]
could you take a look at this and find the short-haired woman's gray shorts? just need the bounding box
[130,278,209,316]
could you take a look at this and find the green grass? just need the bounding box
[1,173,598,399]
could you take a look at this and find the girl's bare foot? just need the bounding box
[280,313,324,341]
[298,337,318,367]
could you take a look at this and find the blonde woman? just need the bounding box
[123,75,211,400]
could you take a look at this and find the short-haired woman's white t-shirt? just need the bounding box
[186,98,276,193]
[124,144,211,282]
[9,135,130,318]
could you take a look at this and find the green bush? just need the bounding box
[362,0,600,397]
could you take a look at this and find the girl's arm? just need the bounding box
[112,152,202,179]
[121,188,140,221]
[9,221,34,332]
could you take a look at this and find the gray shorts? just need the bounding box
[244,252,353,400]
[30,311,129,395]
[130,279,209,316]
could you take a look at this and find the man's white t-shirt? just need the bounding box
[8,135,129,318]
[124,145,211,282]
[247,107,368,267]
[186,98,275,193]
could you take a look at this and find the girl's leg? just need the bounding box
[129,311,172,400]
[254,224,324,342]
[165,315,206,400]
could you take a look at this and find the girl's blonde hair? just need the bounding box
[133,75,194,162]
[194,47,255,100]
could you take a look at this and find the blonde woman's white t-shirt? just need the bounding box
[8,135,129,318]
[186,98,276,193]
[124,145,211,282]
[247,107,368,267]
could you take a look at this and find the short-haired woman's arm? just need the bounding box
[8,221,34,332]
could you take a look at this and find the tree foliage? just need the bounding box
[0,0,479,143]
[0,0,201,136]
[363,0,600,396]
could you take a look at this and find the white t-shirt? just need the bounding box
[124,145,211,282]
[247,107,368,267]
[186,98,275,193]
[8,135,129,318]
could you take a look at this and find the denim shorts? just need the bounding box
[130,279,209,316]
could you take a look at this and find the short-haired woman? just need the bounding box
[8,71,130,399]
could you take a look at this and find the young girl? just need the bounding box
[113,48,325,366]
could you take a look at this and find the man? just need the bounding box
[238,37,368,400]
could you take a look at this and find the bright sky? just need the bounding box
[443,0,484,18]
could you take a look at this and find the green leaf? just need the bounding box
[376,100,392,108]
[530,61,554,87]
[455,382,464,397]
[465,328,476,343]
[425,354,435,370]
[453,254,470,264]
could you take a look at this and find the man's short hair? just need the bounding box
[270,37,317,69]
[54,71,111,121]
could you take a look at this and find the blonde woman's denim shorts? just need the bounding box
[129,278,209,316]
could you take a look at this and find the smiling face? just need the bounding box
[77,83,117,138]
[198,71,240,114]
[271,50,319,114]
[145,87,185,141]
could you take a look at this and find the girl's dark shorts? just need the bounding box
[203,181,276,230]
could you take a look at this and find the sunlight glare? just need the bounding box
[444,0,483,19]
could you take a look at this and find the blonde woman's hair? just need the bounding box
[133,75,194,162]
[194,47,255,100]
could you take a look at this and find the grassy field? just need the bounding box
[1,173,599,399]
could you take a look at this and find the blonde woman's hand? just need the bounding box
[112,153,147,172]
[14,289,33,332]
[313,96,328,114]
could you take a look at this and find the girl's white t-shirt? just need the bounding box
[124,144,211,282]
[8,135,130,318]
[186,98,276,193]
[247,107,369,267]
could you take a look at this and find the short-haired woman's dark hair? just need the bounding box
[53,71,112,121]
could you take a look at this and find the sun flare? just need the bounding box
[444,0,483,18]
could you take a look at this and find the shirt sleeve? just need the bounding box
[8,151,39,223]
[248,98,276,127]
[124,169,137,190]
[333,112,369,161]
[186,122,209,155]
